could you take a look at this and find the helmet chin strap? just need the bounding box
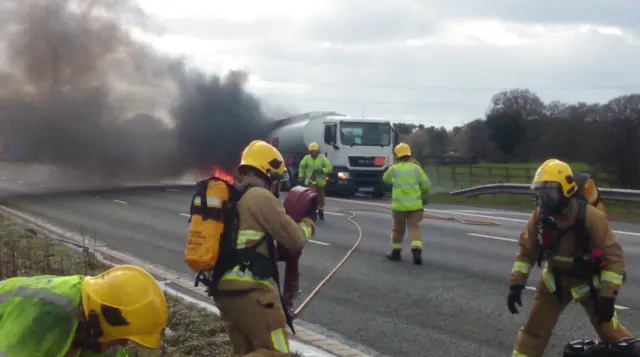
[83,310,104,353]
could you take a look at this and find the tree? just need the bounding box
[484,109,526,158]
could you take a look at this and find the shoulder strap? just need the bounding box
[573,199,592,252]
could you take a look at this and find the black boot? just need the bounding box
[386,249,401,261]
[411,248,422,265]
[318,209,324,221]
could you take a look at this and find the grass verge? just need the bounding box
[0,214,305,357]
[430,193,640,223]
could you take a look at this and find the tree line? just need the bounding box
[394,89,640,189]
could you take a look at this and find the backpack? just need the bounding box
[184,175,244,291]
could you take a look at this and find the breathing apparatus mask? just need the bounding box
[533,181,570,216]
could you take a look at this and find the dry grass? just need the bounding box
[0,215,305,357]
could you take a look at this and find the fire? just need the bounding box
[211,166,236,185]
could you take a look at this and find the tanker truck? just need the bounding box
[267,111,398,198]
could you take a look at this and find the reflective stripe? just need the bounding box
[0,286,76,313]
[410,240,423,249]
[390,235,402,249]
[221,265,276,289]
[601,270,624,285]
[512,350,529,357]
[551,255,573,263]
[512,261,532,274]
[571,276,600,300]
[237,230,264,249]
[541,266,556,292]
[192,196,222,208]
[270,328,289,353]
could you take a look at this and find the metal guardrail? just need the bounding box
[449,183,640,203]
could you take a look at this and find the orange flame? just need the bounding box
[211,166,236,185]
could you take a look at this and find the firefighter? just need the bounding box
[508,159,631,357]
[382,142,431,265]
[298,142,333,220]
[539,159,605,212]
[213,140,316,357]
[0,264,168,356]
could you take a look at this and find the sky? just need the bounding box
[134,0,640,128]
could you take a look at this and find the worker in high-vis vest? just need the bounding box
[213,140,316,357]
[0,264,168,357]
[382,143,431,265]
[298,142,333,221]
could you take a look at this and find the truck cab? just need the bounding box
[270,112,398,198]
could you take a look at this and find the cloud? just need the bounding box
[136,0,640,128]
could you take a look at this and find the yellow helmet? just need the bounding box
[81,265,168,348]
[532,159,578,197]
[393,143,411,158]
[239,140,287,180]
[308,142,319,151]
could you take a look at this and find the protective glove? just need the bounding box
[507,284,525,314]
[595,296,616,323]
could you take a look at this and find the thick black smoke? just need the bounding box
[0,0,275,183]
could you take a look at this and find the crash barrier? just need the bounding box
[449,183,640,203]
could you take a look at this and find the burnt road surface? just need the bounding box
[1,174,639,357]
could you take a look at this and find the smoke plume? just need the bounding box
[0,0,275,183]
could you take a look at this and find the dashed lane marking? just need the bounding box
[466,232,518,243]
[112,200,128,204]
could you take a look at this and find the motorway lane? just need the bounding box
[2,185,640,356]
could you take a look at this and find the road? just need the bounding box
[1,176,639,356]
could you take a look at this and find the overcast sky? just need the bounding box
[135,0,640,128]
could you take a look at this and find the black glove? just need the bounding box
[595,296,616,323]
[507,284,525,314]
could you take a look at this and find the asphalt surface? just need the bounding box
[1,171,639,357]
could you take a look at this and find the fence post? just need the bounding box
[468,165,473,187]
[505,167,511,182]
[525,168,531,183]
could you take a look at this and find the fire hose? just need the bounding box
[293,205,499,316]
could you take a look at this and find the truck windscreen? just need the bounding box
[339,122,391,146]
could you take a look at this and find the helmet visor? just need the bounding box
[532,181,565,213]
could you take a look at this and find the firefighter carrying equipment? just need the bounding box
[0,266,168,357]
[298,154,332,187]
[393,142,411,158]
[563,338,640,357]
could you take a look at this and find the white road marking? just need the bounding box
[466,232,518,243]
[523,286,630,310]
[112,200,128,204]
[165,188,181,192]
[328,197,640,237]
[179,213,190,217]
[310,239,330,246]
[324,211,344,216]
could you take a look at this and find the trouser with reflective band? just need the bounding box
[512,279,631,357]
[309,184,325,210]
[390,209,424,250]
[215,289,292,357]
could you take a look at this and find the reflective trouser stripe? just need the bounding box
[571,276,600,300]
[390,234,403,249]
[512,261,532,274]
[512,350,529,357]
[270,328,289,353]
[411,241,423,248]
[541,266,556,292]
[237,230,264,249]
